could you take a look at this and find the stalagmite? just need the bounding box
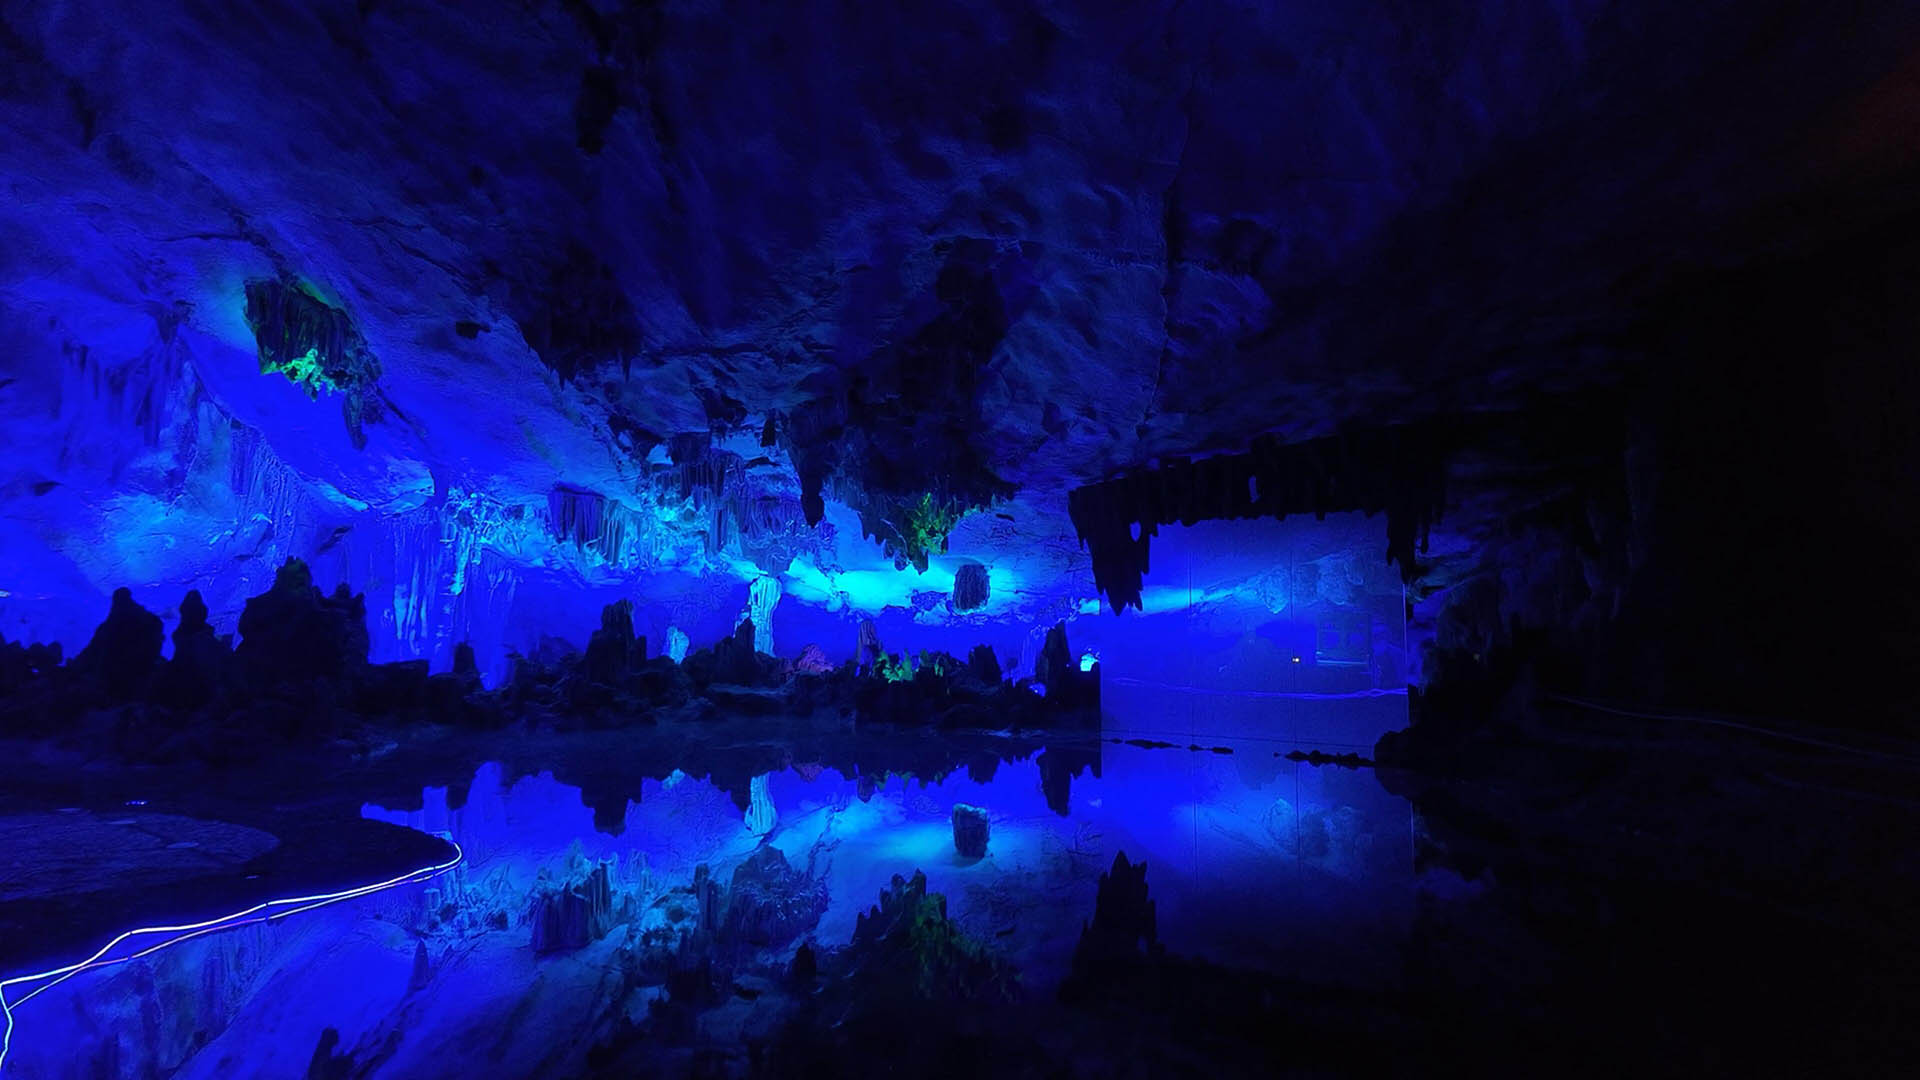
[951,804,990,858]
[745,772,777,836]
[741,576,781,656]
[952,563,990,612]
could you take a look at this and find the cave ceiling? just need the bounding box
[2,0,1917,649]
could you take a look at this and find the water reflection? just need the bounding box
[10,714,1425,1077]
[359,736,1414,987]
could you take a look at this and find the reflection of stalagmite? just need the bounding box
[1014,622,1049,680]
[951,804,990,857]
[952,562,990,611]
[745,772,777,835]
[409,939,431,992]
[528,861,615,954]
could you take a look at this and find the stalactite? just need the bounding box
[547,484,609,550]
[1067,421,1452,612]
[242,278,384,447]
[55,332,192,451]
[225,423,306,562]
[388,514,442,658]
[546,483,678,571]
[443,488,523,596]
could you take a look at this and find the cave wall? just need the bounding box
[1605,209,1920,722]
[2,0,1917,727]
[1411,205,1920,729]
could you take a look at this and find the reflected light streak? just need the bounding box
[0,839,463,1074]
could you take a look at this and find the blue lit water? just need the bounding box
[2,698,1434,1078]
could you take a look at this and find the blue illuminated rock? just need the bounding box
[951,563,990,612]
[857,620,884,672]
[846,870,1018,1002]
[951,804,990,858]
[528,861,616,954]
[721,845,826,948]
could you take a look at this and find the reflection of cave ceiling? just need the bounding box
[2,1,1918,659]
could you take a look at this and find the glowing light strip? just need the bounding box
[0,840,462,1074]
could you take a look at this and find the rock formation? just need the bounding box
[235,559,370,689]
[744,773,777,836]
[528,861,616,954]
[583,599,645,686]
[847,870,1019,1004]
[791,643,833,675]
[965,644,1001,685]
[1031,621,1099,712]
[951,563,990,612]
[71,588,163,701]
[856,620,883,673]
[721,845,827,949]
[743,576,781,656]
[156,589,229,708]
[951,804,990,858]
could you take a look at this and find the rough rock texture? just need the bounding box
[950,804,990,858]
[1,0,1918,724]
[743,773,777,836]
[720,845,827,949]
[1070,423,1450,610]
[951,563,990,612]
[856,620,884,673]
[790,642,833,675]
[847,870,1019,1004]
[528,861,617,954]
